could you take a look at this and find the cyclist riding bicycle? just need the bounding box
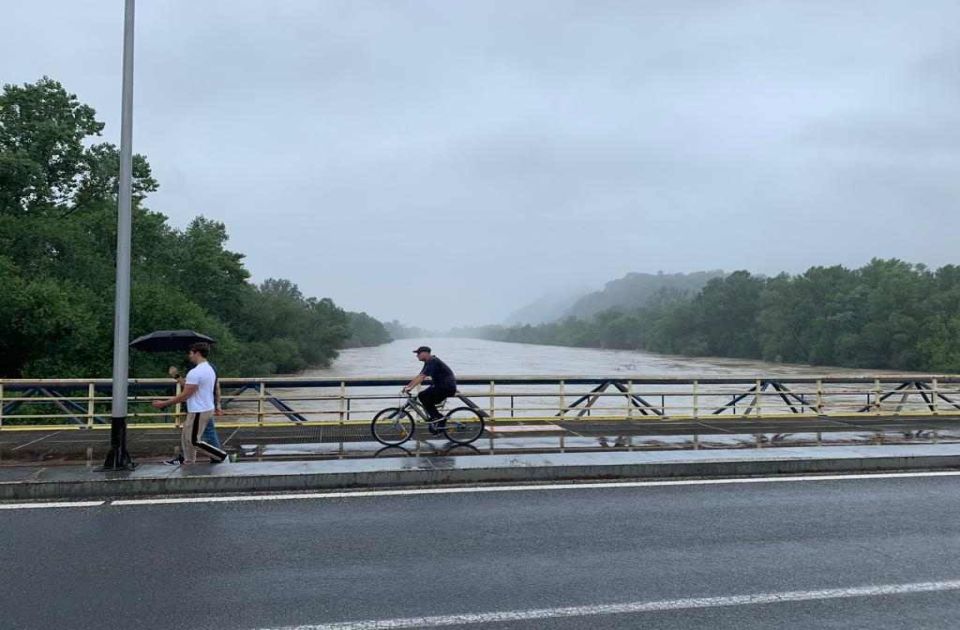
[402,346,457,434]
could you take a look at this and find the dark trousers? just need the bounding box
[418,387,455,420]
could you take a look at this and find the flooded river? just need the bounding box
[291,338,908,423]
[306,337,886,379]
[229,338,947,462]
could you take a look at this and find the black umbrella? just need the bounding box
[129,330,216,353]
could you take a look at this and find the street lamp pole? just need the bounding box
[104,0,137,470]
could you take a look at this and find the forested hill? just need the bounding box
[564,270,726,320]
[503,271,725,326]
[459,261,960,373]
[0,77,390,378]
[503,289,588,326]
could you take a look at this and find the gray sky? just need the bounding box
[4,1,960,328]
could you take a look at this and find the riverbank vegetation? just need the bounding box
[0,78,391,378]
[458,261,960,372]
[344,312,392,348]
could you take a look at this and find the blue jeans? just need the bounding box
[202,417,222,450]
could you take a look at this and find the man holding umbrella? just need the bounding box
[151,342,228,464]
[168,364,224,459]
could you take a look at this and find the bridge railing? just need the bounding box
[1,375,959,429]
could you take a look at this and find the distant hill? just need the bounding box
[384,320,430,339]
[504,288,590,325]
[564,271,725,320]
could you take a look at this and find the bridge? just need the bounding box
[5,374,960,629]
[3,374,959,463]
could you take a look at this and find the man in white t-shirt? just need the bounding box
[152,342,228,465]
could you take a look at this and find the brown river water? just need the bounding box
[305,337,888,380]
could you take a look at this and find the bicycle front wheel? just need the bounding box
[371,408,416,446]
[441,407,485,445]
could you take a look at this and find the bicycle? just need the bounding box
[371,392,485,446]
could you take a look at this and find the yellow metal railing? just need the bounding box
[1,375,959,430]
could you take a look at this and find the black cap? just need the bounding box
[413,346,431,354]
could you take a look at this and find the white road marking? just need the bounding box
[0,500,103,510]
[109,469,960,506]
[4,469,960,511]
[262,579,960,629]
[10,431,60,451]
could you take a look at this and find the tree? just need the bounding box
[0,77,102,214]
[344,312,393,348]
[0,77,388,378]
[455,260,960,371]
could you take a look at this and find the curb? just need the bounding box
[4,446,960,501]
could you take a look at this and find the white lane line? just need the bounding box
[5,469,960,511]
[0,500,104,510]
[263,579,960,629]
[11,431,60,451]
[109,469,960,507]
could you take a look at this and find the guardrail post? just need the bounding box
[692,380,699,419]
[874,379,882,415]
[488,381,496,421]
[257,381,266,427]
[87,382,96,428]
[174,379,183,427]
[559,380,566,418]
[0,382,4,429]
[339,381,346,425]
[816,379,824,415]
[756,379,763,418]
[932,378,939,415]
[627,380,634,420]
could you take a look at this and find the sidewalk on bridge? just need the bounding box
[4,443,960,501]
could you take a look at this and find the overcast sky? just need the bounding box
[3,1,960,328]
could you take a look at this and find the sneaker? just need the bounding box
[163,456,184,466]
[218,453,230,463]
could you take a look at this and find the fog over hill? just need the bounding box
[565,271,726,320]
[505,271,726,325]
[503,288,591,325]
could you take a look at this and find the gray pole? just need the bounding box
[104,0,136,470]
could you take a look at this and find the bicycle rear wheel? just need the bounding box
[371,408,415,446]
[441,407,485,445]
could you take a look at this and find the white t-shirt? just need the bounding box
[185,361,217,413]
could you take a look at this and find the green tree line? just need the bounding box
[458,260,960,372]
[343,311,392,348]
[0,77,390,378]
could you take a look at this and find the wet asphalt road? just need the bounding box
[3,475,960,629]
